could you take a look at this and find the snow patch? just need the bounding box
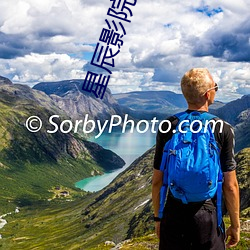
[0,219,7,229]
[0,208,20,238]
[138,185,145,190]
[134,199,150,210]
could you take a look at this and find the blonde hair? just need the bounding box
[181,68,214,104]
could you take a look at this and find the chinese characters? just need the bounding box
[82,0,137,99]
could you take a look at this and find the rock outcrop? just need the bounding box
[33,80,124,123]
[0,76,12,85]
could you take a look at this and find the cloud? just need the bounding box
[0,53,87,86]
[192,18,250,62]
[0,0,249,101]
[0,0,109,57]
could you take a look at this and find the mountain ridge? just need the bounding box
[0,76,12,85]
[0,79,125,212]
[0,76,249,249]
[33,80,124,123]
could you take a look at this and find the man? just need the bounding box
[152,68,240,249]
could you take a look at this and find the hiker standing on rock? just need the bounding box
[152,68,240,249]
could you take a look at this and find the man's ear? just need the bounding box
[204,92,209,100]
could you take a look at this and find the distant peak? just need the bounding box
[0,76,13,85]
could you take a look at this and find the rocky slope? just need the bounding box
[33,80,124,123]
[0,76,12,85]
[235,148,250,214]
[0,78,124,212]
[234,108,250,152]
[209,94,250,152]
[78,146,250,248]
[1,146,249,249]
[213,94,250,126]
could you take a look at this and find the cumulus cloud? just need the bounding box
[0,53,87,86]
[0,0,109,57]
[0,0,249,101]
[192,18,250,62]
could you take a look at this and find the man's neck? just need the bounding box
[187,103,209,112]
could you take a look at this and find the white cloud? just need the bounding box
[0,53,87,86]
[0,0,249,101]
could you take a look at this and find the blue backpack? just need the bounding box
[158,111,223,228]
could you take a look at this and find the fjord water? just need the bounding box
[75,129,156,192]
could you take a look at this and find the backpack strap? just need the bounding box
[158,143,171,219]
[200,112,223,229]
[174,111,189,122]
[201,112,223,230]
[158,112,188,218]
[174,111,218,125]
[200,112,217,120]
[159,183,168,219]
[217,169,223,231]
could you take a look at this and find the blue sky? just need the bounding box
[0,0,249,102]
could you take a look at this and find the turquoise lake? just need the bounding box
[75,129,156,192]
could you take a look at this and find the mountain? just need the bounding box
[234,109,250,152]
[235,148,250,214]
[77,147,250,248]
[0,76,12,85]
[213,94,250,126]
[212,94,250,152]
[0,77,249,249]
[0,79,125,212]
[33,80,124,123]
[114,91,225,120]
[32,82,227,122]
[209,100,225,110]
[114,91,186,119]
[1,146,249,249]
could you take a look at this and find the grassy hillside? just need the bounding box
[0,148,155,249]
[0,84,124,213]
[1,147,249,249]
[0,199,89,249]
[0,80,249,249]
[235,147,250,213]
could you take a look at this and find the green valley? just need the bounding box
[0,82,124,214]
[0,77,249,249]
[0,147,249,249]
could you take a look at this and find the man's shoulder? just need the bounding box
[211,116,234,133]
[159,111,234,135]
[160,115,179,131]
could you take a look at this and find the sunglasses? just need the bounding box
[203,83,218,95]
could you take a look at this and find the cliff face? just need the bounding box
[234,108,250,152]
[209,94,250,152]
[33,80,124,122]
[214,94,250,125]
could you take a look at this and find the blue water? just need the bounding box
[75,129,156,192]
